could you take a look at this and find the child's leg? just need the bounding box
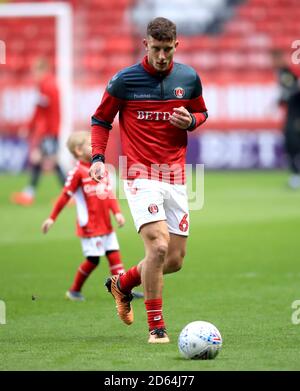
[105,250,125,275]
[70,256,100,292]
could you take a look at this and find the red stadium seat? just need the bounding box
[2,0,298,90]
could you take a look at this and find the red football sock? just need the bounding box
[119,265,141,293]
[145,298,165,330]
[106,251,125,275]
[70,259,97,292]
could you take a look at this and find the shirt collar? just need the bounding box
[142,55,173,77]
[79,160,91,168]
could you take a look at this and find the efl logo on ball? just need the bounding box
[174,87,185,98]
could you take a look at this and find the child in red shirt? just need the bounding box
[41,131,142,300]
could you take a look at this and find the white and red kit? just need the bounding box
[50,160,120,239]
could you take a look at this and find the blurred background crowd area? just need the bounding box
[0,0,299,171]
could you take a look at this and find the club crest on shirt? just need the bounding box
[148,204,159,214]
[174,87,185,98]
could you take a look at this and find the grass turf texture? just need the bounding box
[0,171,300,371]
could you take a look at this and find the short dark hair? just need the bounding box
[147,17,177,41]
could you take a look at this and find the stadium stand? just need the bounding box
[0,0,298,169]
[1,0,297,82]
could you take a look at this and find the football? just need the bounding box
[178,321,222,360]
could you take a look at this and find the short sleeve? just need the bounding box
[63,167,81,196]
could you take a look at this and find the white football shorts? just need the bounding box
[80,232,120,257]
[124,178,189,236]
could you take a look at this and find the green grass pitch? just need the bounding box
[1,170,300,371]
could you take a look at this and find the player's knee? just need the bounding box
[150,239,169,263]
[167,257,183,272]
[165,248,185,273]
[143,226,170,263]
[30,149,42,165]
[87,256,100,266]
[155,241,169,259]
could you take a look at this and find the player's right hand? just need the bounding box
[41,218,54,234]
[89,161,105,182]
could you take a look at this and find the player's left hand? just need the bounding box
[115,213,125,228]
[170,106,193,130]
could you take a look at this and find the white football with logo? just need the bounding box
[178,321,222,360]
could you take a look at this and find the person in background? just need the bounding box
[272,49,300,189]
[11,57,65,206]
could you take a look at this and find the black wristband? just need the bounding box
[186,113,196,131]
[91,154,105,164]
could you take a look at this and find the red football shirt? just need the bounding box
[91,56,208,184]
[29,73,60,143]
[50,161,121,238]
